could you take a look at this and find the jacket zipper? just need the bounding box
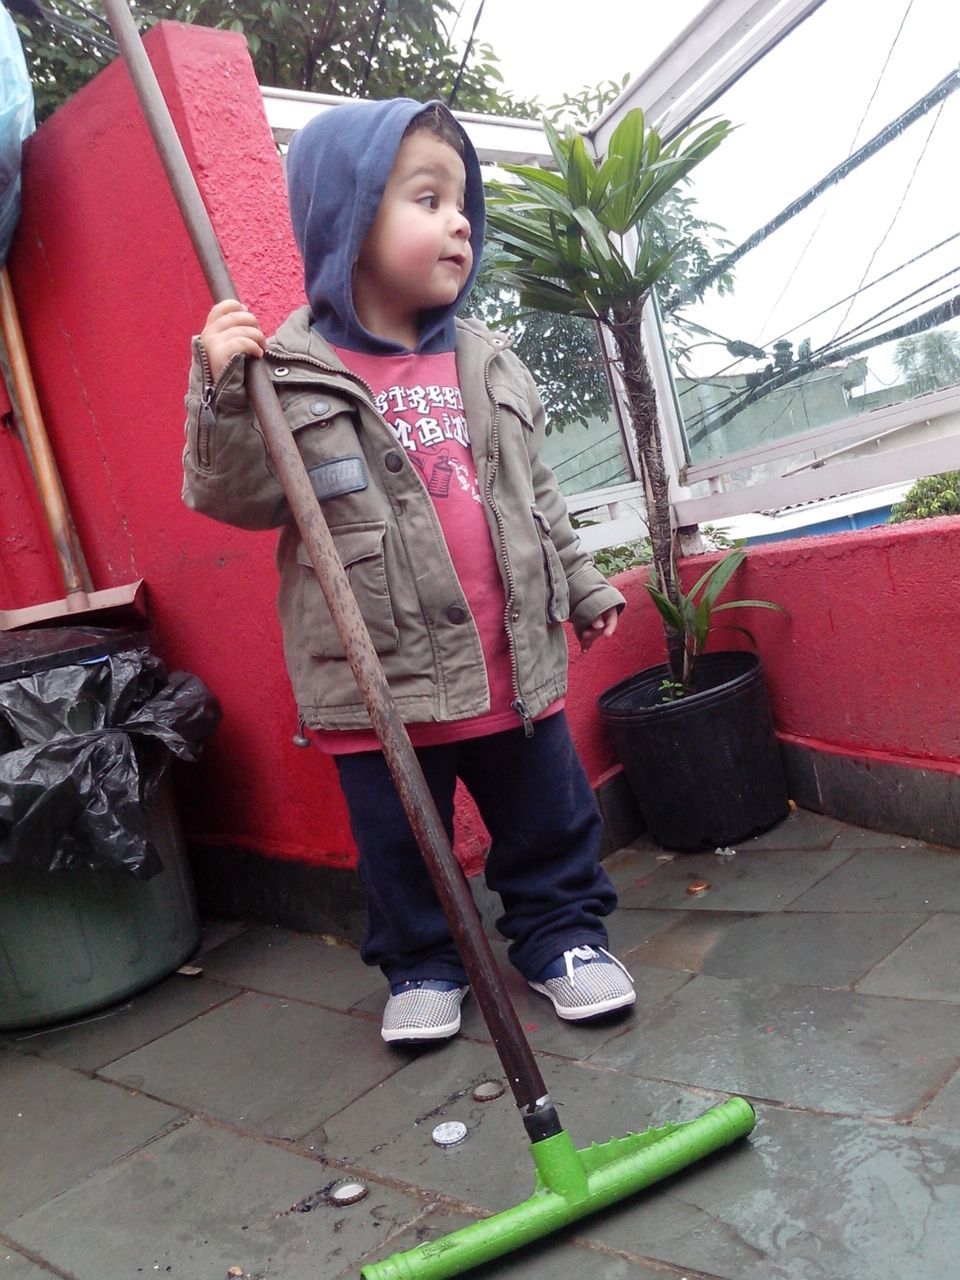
[482,343,534,738]
[196,345,245,470]
[197,343,216,470]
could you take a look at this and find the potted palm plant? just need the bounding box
[486,110,789,850]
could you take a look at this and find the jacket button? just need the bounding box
[511,610,520,622]
[384,451,404,473]
[309,399,330,416]
[446,604,468,624]
[273,366,290,378]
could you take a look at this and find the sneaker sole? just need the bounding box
[527,981,636,1021]
[381,1016,462,1044]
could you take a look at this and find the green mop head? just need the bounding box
[362,1095,756,1279]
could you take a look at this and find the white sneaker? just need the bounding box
[528,946,635,1021]
[381,980,470,1043]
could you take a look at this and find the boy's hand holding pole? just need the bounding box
[200,298,265,382]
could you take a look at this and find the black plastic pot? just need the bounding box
[598,651,788,852]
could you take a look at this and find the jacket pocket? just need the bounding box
[295,523,400,658]
[492,386,535,432]
[283,390,358,434]
[532,507,570,623]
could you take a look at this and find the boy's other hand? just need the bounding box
[200,298,266,383]
[580,607,619,652]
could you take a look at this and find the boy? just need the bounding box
[183,98,634,1045]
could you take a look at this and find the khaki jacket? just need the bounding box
[182,309,625,731]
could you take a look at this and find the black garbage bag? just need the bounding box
[0,648,221,879]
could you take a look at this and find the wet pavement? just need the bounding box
[2,807,959,1279]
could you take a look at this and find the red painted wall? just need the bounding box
[595,520,960,774]
[712,521,960,767]
[5,25,959,882]
[7,23,361,867]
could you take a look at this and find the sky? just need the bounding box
[462,0,960,419]
[657,0,960,381]
[453,0,709,108]
[438,0,960,490]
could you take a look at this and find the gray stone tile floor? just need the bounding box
[2,807,959,1280]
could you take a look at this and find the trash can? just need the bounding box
[0,626,220,1030]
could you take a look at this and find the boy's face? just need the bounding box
[352,129,473,347]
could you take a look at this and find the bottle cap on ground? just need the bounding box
[432,1120,468,1147]
[473,1080,506,1102]
[326,1178,369,1205]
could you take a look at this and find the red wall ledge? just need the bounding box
[6,24,959,897]
[777,734,960,777]
[777,736,960,849]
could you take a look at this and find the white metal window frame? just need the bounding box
[263,87,554,164]
[589,0,829,152]
[592,0,960,526]
[260,0,960,539]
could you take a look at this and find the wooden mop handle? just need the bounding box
[0,265,93,599]
[101,0,555,1119]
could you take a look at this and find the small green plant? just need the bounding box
[657,676,686,702]
[889,472,960,523]
[645,548,784,697]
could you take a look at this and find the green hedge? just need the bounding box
[889,472,960,523]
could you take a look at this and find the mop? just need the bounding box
[99,5,757,1273]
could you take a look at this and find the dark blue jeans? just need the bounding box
[334,711,617,985]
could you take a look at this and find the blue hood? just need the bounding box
[286,98,485,355]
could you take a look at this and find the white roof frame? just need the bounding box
[589,0,828,146]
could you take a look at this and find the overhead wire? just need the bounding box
[684,289,960,440]
[447,0,485,108]
[5,0,118,53]
[748,267,960,442]
[708,95,956,442]
[753,0,916,340]
[675,230,960,397]
[813,267,960,355]
[677,63,960,305]
[359,0,388,93]
[826,94,949,343]
[681,259,960,437]
[447,0,469,44]
[672,71,960,401]
[56,0,113,28]
[754,232,959,354]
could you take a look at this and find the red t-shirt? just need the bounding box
[312,348,546,753]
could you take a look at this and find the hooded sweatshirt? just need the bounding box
[286,99,534,750]
[286,98,485,355]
